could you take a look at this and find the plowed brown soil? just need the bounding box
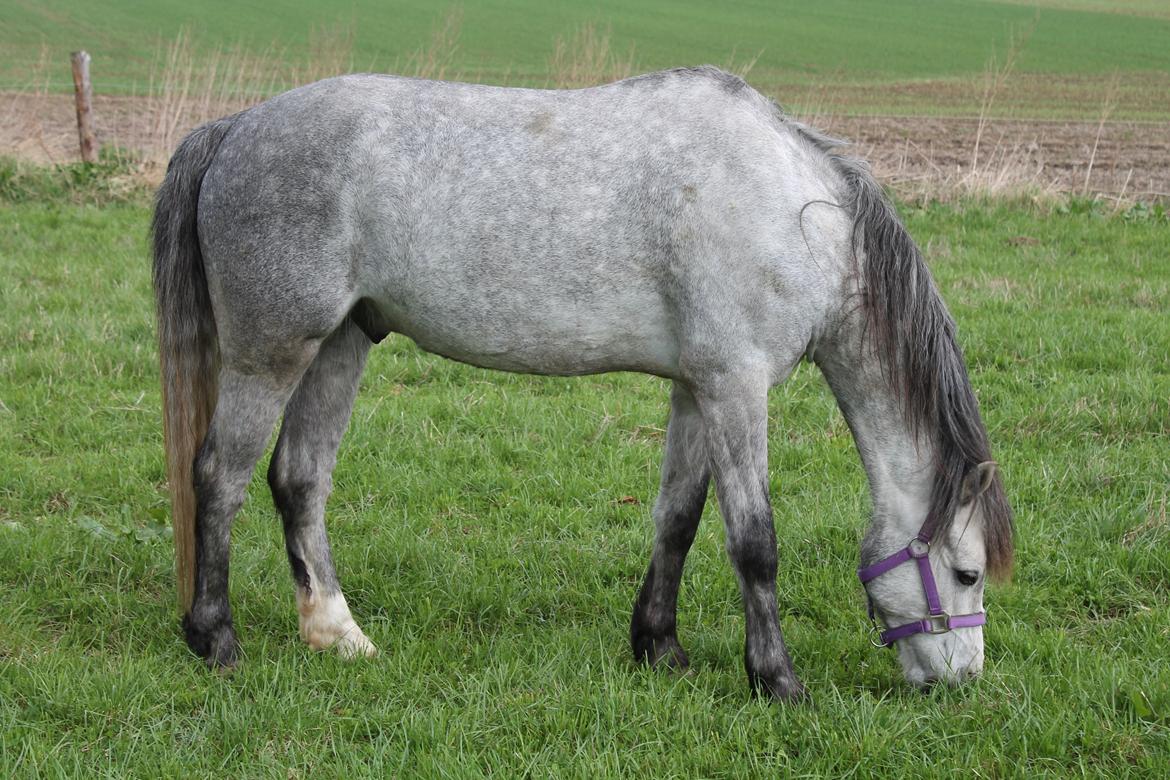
[824,114,1170,200]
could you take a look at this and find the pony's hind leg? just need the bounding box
[693,371,807,702]
[267,318,376,659]
[185,363,310,668]
[631,383,710,670]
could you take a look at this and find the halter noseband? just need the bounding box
[857,520,986,648]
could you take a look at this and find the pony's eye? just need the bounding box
[955,569,980,587]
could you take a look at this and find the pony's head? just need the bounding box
[860,461,1011,687]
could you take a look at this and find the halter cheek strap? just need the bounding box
[857,530,986,648]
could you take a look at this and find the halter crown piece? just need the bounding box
[857,517,986,647]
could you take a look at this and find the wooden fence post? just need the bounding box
[70,50,98,163]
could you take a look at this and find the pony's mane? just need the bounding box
[787,120,1015,580]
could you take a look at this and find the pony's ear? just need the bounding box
[961,461,997,505]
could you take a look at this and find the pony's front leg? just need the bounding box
[694,373,807,702]
[268,319,376,659]
[631,383,710,670]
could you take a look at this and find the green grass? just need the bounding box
[4,0,1170,117]
[1,172,1167,775]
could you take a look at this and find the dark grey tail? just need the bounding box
[152,116,236,612]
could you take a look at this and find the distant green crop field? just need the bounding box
[3,0,1170,117]
[997,0,1170,18]
[0,167,1167,775]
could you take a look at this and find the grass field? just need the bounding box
[4,0,1170,118]
[0,165,1167,775]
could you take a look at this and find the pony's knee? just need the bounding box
[267,452,330,518]
[267,467,311,517]
[193,434,249,517]
[725,524,778,583]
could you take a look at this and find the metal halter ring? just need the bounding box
[868,622,890,648]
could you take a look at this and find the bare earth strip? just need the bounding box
[776,72,1170,122]
[3,91,1168,200]
[824,115,1170,201]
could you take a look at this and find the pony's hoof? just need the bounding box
[182,613,240,670]
[334,627,378,660]
[300,609,377,659]
[632,633,690,672]
[297,590,377,658]
[750,671,809,704]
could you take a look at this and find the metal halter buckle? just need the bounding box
[868,622,889,648]
[926,613,951,634]
[907,538,930,558]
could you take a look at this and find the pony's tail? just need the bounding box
[152,116,236,612]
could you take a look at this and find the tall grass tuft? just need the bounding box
[1082,71,1120,198]
[401,8,464,81]
[967,20,1033,191]
[547,24,636,89]
[1,43,57,164]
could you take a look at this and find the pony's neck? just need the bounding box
[815,329,934,559]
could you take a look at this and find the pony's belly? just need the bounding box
[375,293,680,377]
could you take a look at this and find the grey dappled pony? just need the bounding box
[154,66,1013,700]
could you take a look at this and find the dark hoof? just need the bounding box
[632,632,690,671]
[182,612,240,670]
[749,671,809,704]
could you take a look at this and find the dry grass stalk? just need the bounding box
[722,46,765,81]
[1083,71,1120,197]
[402,8,463,81]
[301,22,358,84]
[547,24,636,89]
[1114,167,1135,210]
[790,69,846,135]
[970,19,1034,179]
[961,140,1052,198]
[956,20,1054,200]
[135,31,307,171]
[146,29,197,166]
[131,11,461,171]
[1,43,58,164]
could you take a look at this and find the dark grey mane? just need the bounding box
[792,126,1014,579]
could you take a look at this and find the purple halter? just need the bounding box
[857,519,986,647]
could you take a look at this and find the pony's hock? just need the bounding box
[153,66,1013,697]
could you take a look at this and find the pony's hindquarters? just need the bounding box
[159,104,376,667]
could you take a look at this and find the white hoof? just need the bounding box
[297,590,377,659]
[334,627,378,659]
